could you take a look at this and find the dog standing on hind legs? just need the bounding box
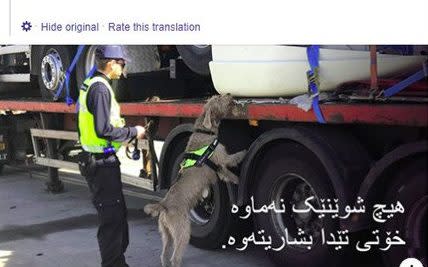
[144,94,247,267]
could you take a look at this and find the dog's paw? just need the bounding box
[237,149,248,161]
[145,96,161,102]
[218,171,239,184]
[229,175,239,184]
[161,258,172,267]
[144,203,164,217]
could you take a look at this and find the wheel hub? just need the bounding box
[190,186,215,225]
[41,49,64,91]
[271,174,323,250]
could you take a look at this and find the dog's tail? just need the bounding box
[144,203,166,217]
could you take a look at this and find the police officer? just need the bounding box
[78,45,145,267]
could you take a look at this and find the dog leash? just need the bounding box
[125,120,154,160]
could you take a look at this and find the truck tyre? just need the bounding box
[167,136,235,249]
[76,45,128,101]
[0,164,4,175]
[75,45,98,90]
[38,46,76,101]
[176,45,212,76]
[382,156,427,267]
[253,142,342,267]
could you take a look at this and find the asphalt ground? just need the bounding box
[0,165,274,267]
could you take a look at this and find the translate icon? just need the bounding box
[21,21,32,32]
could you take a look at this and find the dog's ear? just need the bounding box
[202,107,212,129]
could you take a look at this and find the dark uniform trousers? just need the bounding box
[85,154,129,267]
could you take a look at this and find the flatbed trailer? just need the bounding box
[0,99,427,125]
[0,97,427,267]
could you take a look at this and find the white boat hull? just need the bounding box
[209,46,427,97]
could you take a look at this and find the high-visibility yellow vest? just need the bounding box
[78,76,125,153]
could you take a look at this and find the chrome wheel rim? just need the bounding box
[270,174,323,251]
[40,48,64,91]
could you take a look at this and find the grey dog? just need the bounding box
[144,94,247,267]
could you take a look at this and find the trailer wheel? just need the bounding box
[382,156,427,267]
[75,45,98,89]
[253,142,342,267]
[176,45,212,76]
[0,164,4,175]
[38,46,76,101]
[167,137,235,249]
[76,45,128,101]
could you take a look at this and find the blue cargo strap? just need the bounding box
[86,65,97,79]
[382,61,428,98]
[54,45,86,105]
[306,45,326,124]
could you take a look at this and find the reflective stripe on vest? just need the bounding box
[78,76,125,153]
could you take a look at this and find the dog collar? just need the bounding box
[194,128,216,135]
